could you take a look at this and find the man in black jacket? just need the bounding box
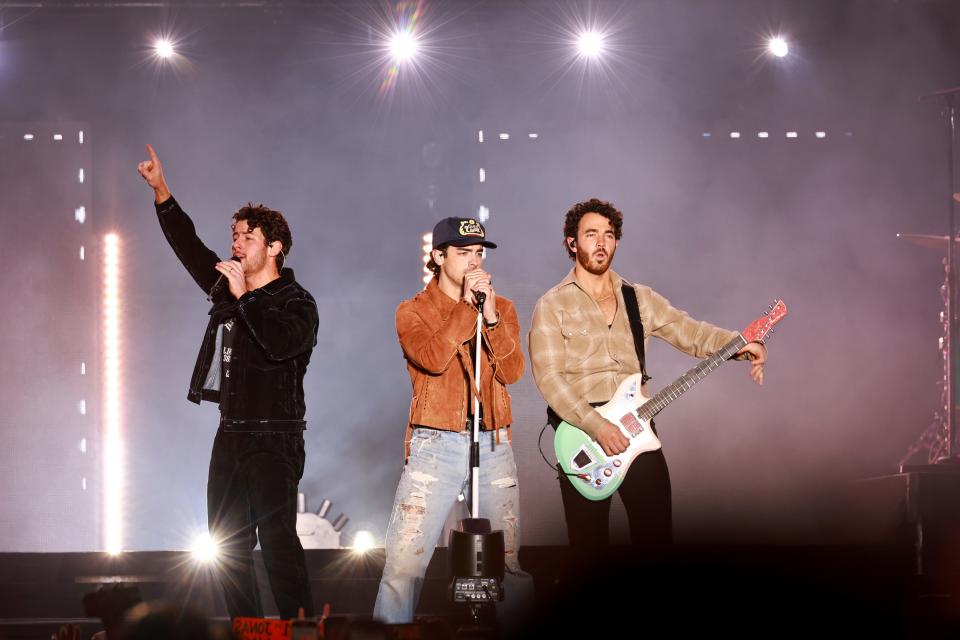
[138,144,318,619]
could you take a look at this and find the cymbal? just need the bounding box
[955,193,960,203]
[897,232,960,249]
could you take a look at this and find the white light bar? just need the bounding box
[498,133,510,140]
[479,168,486,183]
[815,131,826,139]
[421,231,433,286]
[24,134,34,141]
[103,233,124,555]
[730,132,741,139]
[478,130,484,143]
[757,132,769,139]
[786,131,798,138]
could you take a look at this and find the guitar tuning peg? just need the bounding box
[763,311,769,316]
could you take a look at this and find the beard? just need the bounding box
[576,245,615,275]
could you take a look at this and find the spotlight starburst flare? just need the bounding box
[768,36,789,58]
[154,38,175,59]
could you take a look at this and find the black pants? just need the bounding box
[551,408,672,553]
[207,429,314,619]
[557,448,672,549]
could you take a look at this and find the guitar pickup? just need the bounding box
[619,411,644,436]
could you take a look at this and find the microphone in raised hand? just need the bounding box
[475,290,486,311]
[208,256,241,301]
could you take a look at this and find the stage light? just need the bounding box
[768,37,789,58]
[528,133,539,139]
[54,134,63,141]
[190,532,220,564]
[153,38,175,59]
[576,30,606,59]
[498,133,510,140]
[478,205,489,224]
[103,233,124,556]
[78,168,85,184]
[815,131,826,139]
[388,29,419,63]
[478,168,486,183]
[730,132,741,139]
[352,530,376,554]
[478,130,484,143]
[421,232,432,285]
[702,133,712,138]
[757,132,769,138]
[786,131,798,138]
[75,206,86,224]
[23,134,34,141]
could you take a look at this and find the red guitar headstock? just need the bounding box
[741,299,787,343]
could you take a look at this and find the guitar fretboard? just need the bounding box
[637,335,748,421]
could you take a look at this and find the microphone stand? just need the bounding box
[449,291,505,629]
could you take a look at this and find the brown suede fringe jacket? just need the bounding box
[396,278,525,458]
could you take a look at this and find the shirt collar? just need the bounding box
[560,266,624,292]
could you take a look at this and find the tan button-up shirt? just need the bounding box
[528,268,738,439]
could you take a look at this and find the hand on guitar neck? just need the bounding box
[736,341,768,385]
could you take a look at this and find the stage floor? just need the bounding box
[1,543,959,639]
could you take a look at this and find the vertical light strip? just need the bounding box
[421,232,432,286]
[102,233,123,555]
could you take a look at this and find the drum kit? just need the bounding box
[897,193,960,469]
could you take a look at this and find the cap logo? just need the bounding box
[459,219,484,237]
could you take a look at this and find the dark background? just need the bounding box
[0,0,958,551]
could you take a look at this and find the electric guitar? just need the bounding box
[554,299,787,501]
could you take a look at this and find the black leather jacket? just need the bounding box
[156,196,318,429]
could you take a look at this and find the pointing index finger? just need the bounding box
[146,143,159,163]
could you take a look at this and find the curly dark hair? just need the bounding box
[232,203,293,267]
[425,246,447,277]
[563,198,623,260]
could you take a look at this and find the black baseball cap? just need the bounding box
[431,217,497,249]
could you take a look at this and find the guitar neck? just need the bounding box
[637,334,748,422]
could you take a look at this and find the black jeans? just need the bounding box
[550,408,672,553]
[207,429,314,619]
[557,448,673,550]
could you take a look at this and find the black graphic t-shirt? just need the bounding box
[221,318,237,393]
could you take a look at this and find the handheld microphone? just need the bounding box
[207,256,241,301]
[475,291,486,311]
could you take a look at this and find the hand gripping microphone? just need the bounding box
[207,256,241,301]
[475,291,486,312]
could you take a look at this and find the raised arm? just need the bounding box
[483,298,524,385]
[396,300,477,375]
[236,290,319,361]
[138,144,222,293]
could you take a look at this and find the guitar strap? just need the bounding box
[621,282,652,385]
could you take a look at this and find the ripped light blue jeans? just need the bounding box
[373,427,532,627]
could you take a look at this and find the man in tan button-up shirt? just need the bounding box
[528,198,766,552]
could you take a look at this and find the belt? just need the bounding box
[220,418,306,433]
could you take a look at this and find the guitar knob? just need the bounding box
[595,479,602,486]
[613,459,622,467]
[603,468,613,477]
